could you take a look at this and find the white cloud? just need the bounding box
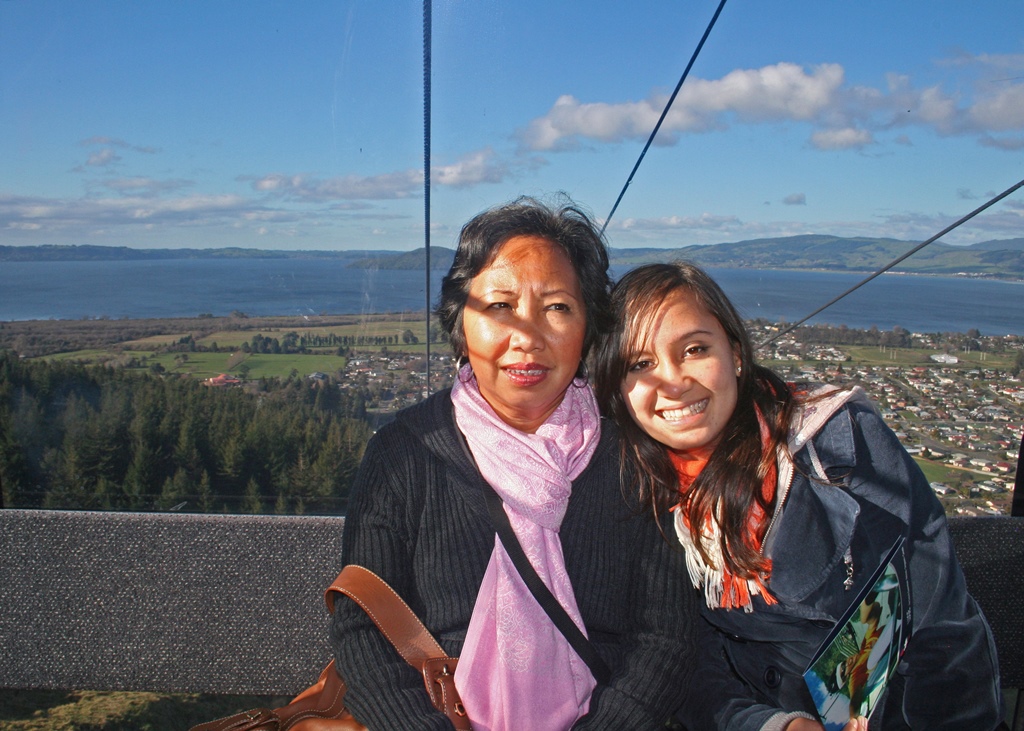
[518,95,664,150]
[86,148,120,167]
[783,193,806,206]
[969,84,1024,130]
[250,170,423,201]
[615,212,744,233]
[434,148,508,188]
[939,51,1024,72]
[0,192,262,231]
[978,133,1024,150]
[605,212,828,246]
[519,63,844,151]
[811,127,873,150]
[249,148,513,202]
[687,62,844,122]
[80,136,159,154]
[99,177,194,197]
[603,203,1024,247]
[517,57,1024,154]
[253,174,304,192]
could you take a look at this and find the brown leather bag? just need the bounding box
[189,565,471,731]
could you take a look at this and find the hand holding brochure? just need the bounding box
[803,538,908,730]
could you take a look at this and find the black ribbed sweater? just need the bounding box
[329,389,698,730]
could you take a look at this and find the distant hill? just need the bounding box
[607,235,1024,277]
[347,246,457,271]
[968,237,1024,252]
[2,237,1022,277]
[356,236,1024,278]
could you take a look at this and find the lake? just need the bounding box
[0,259,1021,335]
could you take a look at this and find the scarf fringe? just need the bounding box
[674,491,776,613]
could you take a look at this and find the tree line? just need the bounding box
[0,351,373,514]
[164,330,420,355]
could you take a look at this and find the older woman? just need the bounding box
[329,198,698,730]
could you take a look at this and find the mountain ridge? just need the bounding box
[3,236,1022,277]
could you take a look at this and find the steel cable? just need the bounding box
[757,177,1024,349]
[600,0,729,236]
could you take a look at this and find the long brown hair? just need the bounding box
[593,262,798,578]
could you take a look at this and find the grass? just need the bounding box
[210,352,349,380]
[913,457,973,484]
[843,345,1015,370]
[0,690,290,731]
[26,312,437,380]
[119,319,435,352]
[133,351,349,380]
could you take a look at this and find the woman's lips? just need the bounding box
[503,364,550,386]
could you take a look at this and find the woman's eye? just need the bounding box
[683,345,708,357]
[628,359,653,373]
[548,302,571,312]
[488,302,511,310]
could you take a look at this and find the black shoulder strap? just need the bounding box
[479,475,613,686]
[454,425,612,684]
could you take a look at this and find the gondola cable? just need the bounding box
[588,1,1022,356]
[423,0,433,395]
[600,0,730,237]
[757,177,1024,349]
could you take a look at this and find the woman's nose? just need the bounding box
[509,315,543,351]
[653,360,685,394]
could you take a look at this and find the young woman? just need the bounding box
[330,201,698,730]
[593,262,1002,731]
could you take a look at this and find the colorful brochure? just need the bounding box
[803,537,908,730]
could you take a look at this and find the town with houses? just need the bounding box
[336,326,1023,519]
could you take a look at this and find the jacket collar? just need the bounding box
[764,385,867,604]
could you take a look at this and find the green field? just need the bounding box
[842,345,1015,369]
[913,457,973,485]
[0,689,288,731]
[23,313,444,379]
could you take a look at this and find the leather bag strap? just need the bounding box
[325,564,451,668]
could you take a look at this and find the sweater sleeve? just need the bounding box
[849,405,1003,730]
[328,426,456,731]
[572,502,701,729]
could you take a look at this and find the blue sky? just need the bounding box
[2,0,1023,252]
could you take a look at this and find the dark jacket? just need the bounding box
[677,387,1002,731]
[331,389,699,730]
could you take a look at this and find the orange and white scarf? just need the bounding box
[670,408,777,613]
[673,385,863,612]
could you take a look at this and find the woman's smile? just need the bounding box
[657,397,709,422]
[503,362,551,386]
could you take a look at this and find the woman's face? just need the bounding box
[620,289,740,460]
[462,235,586,433]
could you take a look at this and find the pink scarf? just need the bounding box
[451,365,601,731]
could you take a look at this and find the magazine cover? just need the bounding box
[803,538,908,730]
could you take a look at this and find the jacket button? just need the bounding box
[763,666,782,688]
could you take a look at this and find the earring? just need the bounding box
[576,359,591,383]
[735,365,742,377]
